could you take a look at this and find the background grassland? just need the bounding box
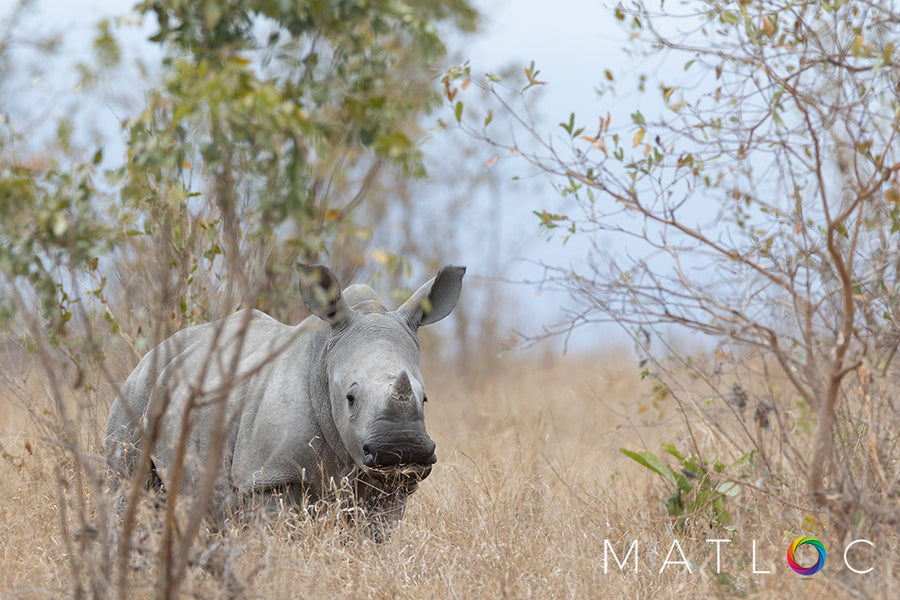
[0,352,896,599]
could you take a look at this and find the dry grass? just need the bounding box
[0,352,897,599]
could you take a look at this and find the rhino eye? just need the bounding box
[346,392,356,407]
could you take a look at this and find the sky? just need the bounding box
[8,0,643,354]
[438,0,642,351]
[465,0,628,118]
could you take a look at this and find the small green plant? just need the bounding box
[621,444,742,533]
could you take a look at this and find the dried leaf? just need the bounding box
[371,250,389,265]
[632,129,646,148]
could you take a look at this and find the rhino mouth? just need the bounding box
[364,462,434,484]
[362,450,437,483]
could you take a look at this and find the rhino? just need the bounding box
[105,264,465,535]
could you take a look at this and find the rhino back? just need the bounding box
[108,308,332,499]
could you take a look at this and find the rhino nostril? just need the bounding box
[428,453,437,465]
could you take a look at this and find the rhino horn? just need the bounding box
[391,371,413,401]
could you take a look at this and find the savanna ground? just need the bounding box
[1,350,896,599]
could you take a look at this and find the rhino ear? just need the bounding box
[397,265,466,328]
[298,265,350,325]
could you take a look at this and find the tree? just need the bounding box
[1,1,478,597]
[117,0,477,330]
[446,0,900,546]
[118,2,479,596]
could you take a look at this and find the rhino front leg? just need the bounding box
[359,487,411,542]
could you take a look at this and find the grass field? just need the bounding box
[0,351,896,599]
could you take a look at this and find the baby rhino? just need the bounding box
[106,264,465,536]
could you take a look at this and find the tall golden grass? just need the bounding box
[0,352,896,598]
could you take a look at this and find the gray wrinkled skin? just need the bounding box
[105,265,465,536]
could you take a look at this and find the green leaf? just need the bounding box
[560,112,576,136]
[661,443,684,461]
[620,448,677,487]
[533,210,569,230]
[721,11,740,25]
[772,110,785,128]
[454,100,463,123]
[665,491,684,517]
[717,481,740,497]
[674,472,693,494]
[834,222,849,238]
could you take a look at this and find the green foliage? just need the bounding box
[621,445,743,533]
[1,0,478,345]
[108,0,478,325]
[134,0,475,178]
[0,162,113,331]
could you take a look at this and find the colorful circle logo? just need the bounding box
[787,536,827,575]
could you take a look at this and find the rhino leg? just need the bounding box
[361,489,410,542]
[105,356,168,513]
[105,410,144,514]
[207,482,310,530]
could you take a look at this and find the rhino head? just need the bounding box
[299,264,465,485]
